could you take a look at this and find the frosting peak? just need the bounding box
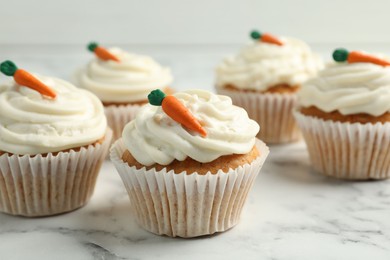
[77,48,173,103]
[215,37,323,91]
[298,62,390,116]
[122,90,260,166]
[0,75,107,154]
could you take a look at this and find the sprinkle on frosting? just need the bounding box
[88,42,120,62]
[148,89,207,137]
[333,48,390,67]
[0,60,57,98]
[250,30,284,46]
[122,90,260,166]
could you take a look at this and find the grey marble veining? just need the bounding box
[0,45,390,260]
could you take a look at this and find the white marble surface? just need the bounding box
[1,45,390,260]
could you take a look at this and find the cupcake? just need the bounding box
[76,42,173,141]
[216,30,323,144]
[110,89,269,237]
[295,49,390,180]
[0,60,112,217]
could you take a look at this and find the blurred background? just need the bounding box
[1,0,390,45]
[0,0,389,88]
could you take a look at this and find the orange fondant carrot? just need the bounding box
[250,30,284,46]
[0,60,57,98]
[260,33,284,46]
[333,48,390,66]
[88,42,120,62]
[148,89,207,137]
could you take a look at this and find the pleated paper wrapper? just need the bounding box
[295,111,390,180]
[0,128,113,217]
[104,104,143,141]
[217,88,301,144]
[110,138,269,238]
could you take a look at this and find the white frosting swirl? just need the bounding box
[77,47,173,103]
[0,75,107,155]
[298,62,390,116]
[122,90,259,166]
[216,37,323,91]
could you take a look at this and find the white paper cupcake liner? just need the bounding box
[216,88,301,144]
[110,138,269,238]
[0,128,113,217]
[295,111,390,180]
[104,104,143,141]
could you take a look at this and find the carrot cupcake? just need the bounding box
[295,48,390,179]
[216,30,323,144]
[76,42,173,141]
[0,60,112,217]
[110,89,269,237]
